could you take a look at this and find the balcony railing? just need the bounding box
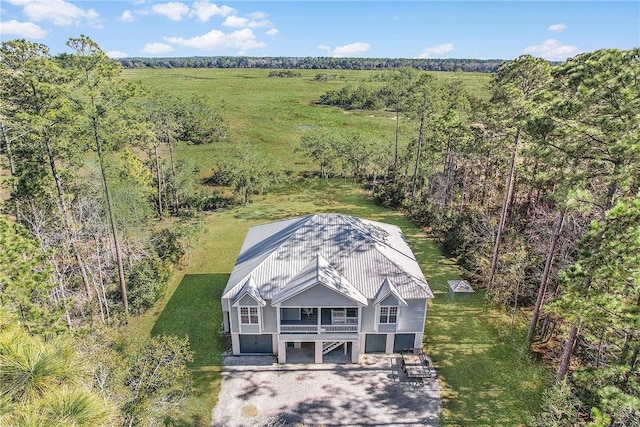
[280,324,358,334]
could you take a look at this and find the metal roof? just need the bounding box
[448,280,474,293]
[271,253,368,306]
[223,214,433,303]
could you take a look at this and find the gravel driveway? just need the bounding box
[212,354,440,426]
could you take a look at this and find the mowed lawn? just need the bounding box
[143,179,550,426]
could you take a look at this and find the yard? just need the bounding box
[135,179,551,425]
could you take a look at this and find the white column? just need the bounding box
[359,333,366,354]
[272,334,278,356]
[351,340,360,363]
[413,333,423,350]
[315,341,323,364]
[294,341,302,349]
[231,333,240,355]
[278,340,287,363]
[385,333,395,354]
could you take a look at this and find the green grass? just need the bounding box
[134,179,550,426]
[425,291,551,425]
[123,68,492,176]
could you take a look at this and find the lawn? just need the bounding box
[138,179,550,426]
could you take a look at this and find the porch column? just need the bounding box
[359,333,366,354]
[414,333,423,350]
[314,341,323,364]
[351,340,360,363]
[385,333,395,354]
[278,340,286,363]
[231,333,240,356]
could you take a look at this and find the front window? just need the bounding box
[240,306,259,324]
[379,306,398,324]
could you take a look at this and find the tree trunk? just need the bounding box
[154,143,163,218]
[92,116,128,315]
[526,208,566,351]
[394,108,400,173]
[488,127,520,292]
[557,324,579,380]
[411,110,426,198]
[167,139,179,214]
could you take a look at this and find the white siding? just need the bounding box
[397,299,427,332]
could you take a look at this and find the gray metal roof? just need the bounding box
[448,280,474,293]
[223,214,433,303]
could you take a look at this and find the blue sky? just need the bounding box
[1,1,638,60]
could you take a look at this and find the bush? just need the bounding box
[126,257,170,315]
[151,229,186,267]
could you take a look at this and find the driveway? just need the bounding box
[212,354,441,426]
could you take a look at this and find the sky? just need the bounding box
[0,1,638,61]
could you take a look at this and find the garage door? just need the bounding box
[365,334,387,353]
[239,334,273,354]
[393,334,415,353]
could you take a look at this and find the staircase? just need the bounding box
[322,341,345,355]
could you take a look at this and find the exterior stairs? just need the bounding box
[322,341,345,355]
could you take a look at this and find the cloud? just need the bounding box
[151,2,189,21]
[266,28,279,36]
[141,42,174,55]
[548,23,566,32]
[418,43,454,58]
[7,0,100,27]
[222,14,271,28]
[189,0,235,22]
[119,10,135,22]
[523,38,579,60]
[0,19,48,38]
[318,42,370,57]
[165,28,266,54]
[107,50,129,58]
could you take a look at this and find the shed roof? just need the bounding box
[447,280,474,293]
[223,214,433,302]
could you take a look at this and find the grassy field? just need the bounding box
[123,68,492,176]
[136,179,550,426]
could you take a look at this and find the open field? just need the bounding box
[137,179,550,426]
[123,68,492,176]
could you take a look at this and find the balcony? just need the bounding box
[279,307,359,334]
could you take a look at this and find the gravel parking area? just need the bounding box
[212,354,440,426]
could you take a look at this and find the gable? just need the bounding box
[278,283,363,307]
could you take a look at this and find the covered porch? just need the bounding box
[279,307,359,334]
[277,334,361,363]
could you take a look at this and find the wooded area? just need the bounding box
[117,56,504,73]
[1,35,638,426]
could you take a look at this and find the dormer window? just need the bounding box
[379,306,398,324]
[240,306,259,324]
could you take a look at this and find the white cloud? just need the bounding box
[222,14,271,28]
[141,42,174,55]
[418,43,454,58]
[189,0,235,22]
[317,44,331,51]
[165,28,266,54]
[151,2,189,21]
[523,38,579,60]
[107,50,129,58]
[0,19,48,38]
[7,0,100,27]
[266,28,279,36]
[548,23,566,32]
[119,10,135,22]
[327,42,371,57]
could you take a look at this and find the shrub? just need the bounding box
[126,257,170,315]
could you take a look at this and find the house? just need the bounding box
[221,213,434,363]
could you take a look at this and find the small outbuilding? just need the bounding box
[447,280,474,298]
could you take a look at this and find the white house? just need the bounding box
[221,213,434,363]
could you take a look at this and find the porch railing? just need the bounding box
[280,324,358,334]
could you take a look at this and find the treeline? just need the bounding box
[117,56,503,73]
[0,36,229,425]
[298,50,640,425]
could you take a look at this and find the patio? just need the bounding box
[212,354,441,426]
